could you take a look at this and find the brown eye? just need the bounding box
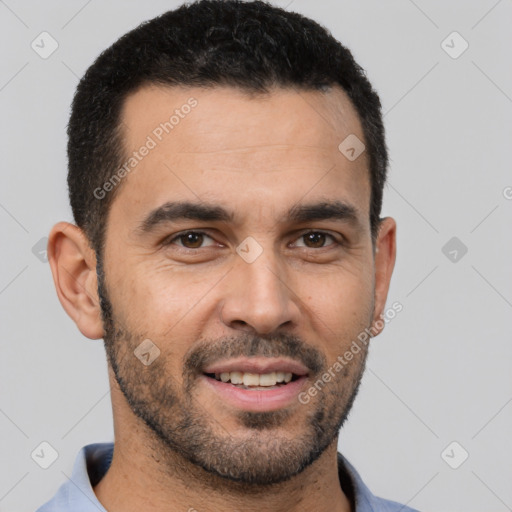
[167,231,215,249]
[180,232,204,248]
[304,232,326,248]
[294,231,338,249]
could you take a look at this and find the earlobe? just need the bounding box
[370,217,397,337]
[48,222,104,340]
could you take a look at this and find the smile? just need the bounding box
[200,357,309,411]
[206,371,299,389]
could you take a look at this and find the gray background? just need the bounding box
[1,1,511,511]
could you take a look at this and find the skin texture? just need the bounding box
[48,84,396,512]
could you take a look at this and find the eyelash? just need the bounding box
[164,230,342,250]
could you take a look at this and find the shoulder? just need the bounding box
[337,452,421,512]
[34,443,113,512]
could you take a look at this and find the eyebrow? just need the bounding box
[137,199,361,234]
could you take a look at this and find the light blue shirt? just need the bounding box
[35,442,420,511]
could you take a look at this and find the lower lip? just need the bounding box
[201,374,308,412]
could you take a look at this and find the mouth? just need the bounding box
[200,357,309,411]
[204,370,302,390]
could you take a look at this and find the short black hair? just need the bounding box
[67,0,388,255]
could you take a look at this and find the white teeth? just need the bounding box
[212,371,295,386]
[259,372,277,386]
[243,373,260,386]
[230,371,244,385]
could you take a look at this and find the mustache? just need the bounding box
[183,333,326,378]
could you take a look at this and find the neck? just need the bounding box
[93,434,351,512]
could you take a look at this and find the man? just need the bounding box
[37,1,418,510]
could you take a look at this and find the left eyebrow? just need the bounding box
[286,200,360,225]
[136,199,362,235]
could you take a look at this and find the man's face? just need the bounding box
[98,85,383,485]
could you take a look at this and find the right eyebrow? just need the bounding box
[137,201,234,234]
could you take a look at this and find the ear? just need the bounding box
[370,217,397,337]
[48,222,104,339]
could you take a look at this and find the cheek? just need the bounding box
[303,266,374,358]
[110,264,220,342]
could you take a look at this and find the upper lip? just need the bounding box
[202,357,309,376]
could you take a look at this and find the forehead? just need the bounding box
[120,84,364,152]
[111,84,370,229]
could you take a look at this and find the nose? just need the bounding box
[220,246,301,335]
